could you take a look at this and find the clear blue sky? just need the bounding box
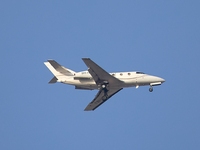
[1,1,200,150]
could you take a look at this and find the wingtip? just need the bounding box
[84,108,94,111]
[84,109,91,111]
[82,58,90,60]
[47,59,55,63]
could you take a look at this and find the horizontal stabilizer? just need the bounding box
[49,76,58,83]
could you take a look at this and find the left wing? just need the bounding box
[84,88,123,111]
[82,58,123,85]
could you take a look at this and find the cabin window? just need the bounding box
[120,73,123,76]
[128,73,131,75]
[136,72,144,74]
[112,74,115,76]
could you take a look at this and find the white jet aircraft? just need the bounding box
[44,58,165,111]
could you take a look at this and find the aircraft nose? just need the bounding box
[153,76,165,83]
[160,78,165,83]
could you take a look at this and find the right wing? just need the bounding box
[84,88,123,111]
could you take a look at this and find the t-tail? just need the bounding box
[44,60,76,83]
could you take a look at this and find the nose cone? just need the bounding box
[152,76,165,83]
[160,78,165,83]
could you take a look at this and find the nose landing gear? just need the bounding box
[149,86,153,92]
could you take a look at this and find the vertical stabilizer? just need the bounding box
[44,60,76,83]
[47,60,76,76]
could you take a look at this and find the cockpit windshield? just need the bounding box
[136,72,145,74]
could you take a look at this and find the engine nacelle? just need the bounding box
[74,71,92,80]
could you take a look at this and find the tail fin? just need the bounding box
[44,60,76,83]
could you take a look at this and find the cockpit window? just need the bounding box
[136,72,145,74]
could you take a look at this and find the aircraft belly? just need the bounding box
[120,78,149,87]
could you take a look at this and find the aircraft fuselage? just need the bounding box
[58,71,165,90]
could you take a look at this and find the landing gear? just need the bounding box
[149,86,153,92]
[102,84,106,88]
[101,81,109,91]
[101,82,109,101]
[101,81,109,90]
[102,95,108,101]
